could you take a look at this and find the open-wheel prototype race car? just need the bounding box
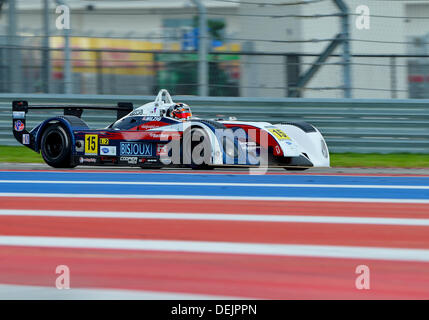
[12,89,330,170]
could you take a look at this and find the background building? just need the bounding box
[0,0,429,98]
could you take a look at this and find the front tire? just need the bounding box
[40,123,75,168]
[183,127,213,170]
[284,167,309,171]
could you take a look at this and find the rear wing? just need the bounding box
[12,101,133,119]
[12,100,133,148]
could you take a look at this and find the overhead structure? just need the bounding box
[191,0,208,96]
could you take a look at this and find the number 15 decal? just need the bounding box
[268,129,290,140]
[85,134,98,155]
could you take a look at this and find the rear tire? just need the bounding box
[40,123,76,168]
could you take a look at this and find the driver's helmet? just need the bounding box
[169,103,192,120]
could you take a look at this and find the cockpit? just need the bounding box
[125,89,192,121]
[167,103,192,120]
[108,90,193,129]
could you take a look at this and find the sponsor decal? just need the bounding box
[100,157,117,164]
[143,116,162,121]
[157,144,168,156]
[120,142,153,156]
[12,111,25,119]
[146,158,157,163]
[130,109,144,116]
[79,157,97,164]
[22,134,30,145]
[148,132,181,140]
[238,141,258,151]
[120,156,138,165]
[14,120,24,132]
[100,146,117,156]
[149,133,161,139]
[99,138,109,145]
[274,145,281,155]
[268,128,290,140]
[85,134,98,155]
[140,123,160,130]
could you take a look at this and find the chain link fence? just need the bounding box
[0,40,424,99]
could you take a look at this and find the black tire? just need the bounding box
[183,127,213,170]
[40,123,75,168]
[284,167,310,171]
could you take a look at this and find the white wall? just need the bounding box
[2,0,426,98]
[237,0,410,98]
[300,0,407,98]
[10,0,240,38]
[237,0,302,97]
[404,3,429,41]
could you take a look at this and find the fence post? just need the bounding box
[96,51,103,94]
[42,0,51,93]
[286,54,301,97]
[7,0,22,93]
[191,0,208,97]
[0,42,4,92]
[334,0,352,98]
[390,56,397,99]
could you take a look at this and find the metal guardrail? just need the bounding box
[1,94,429,153]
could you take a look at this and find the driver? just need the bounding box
[168,103,192,120]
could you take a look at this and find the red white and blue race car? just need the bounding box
[12,90,330,170]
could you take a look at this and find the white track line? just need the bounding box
[1,192,429,203]
[0,283,242,300]
[2,209,429,226]
[0,236,429,262]
[1,179,429,189]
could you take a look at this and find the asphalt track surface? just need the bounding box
[1,164,429,299]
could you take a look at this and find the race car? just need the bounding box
[11,89,330,170]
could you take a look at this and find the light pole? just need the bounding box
[7,0,21,93]
[55,0,72,94]
[191,0,208,96]
[42,0,51,93]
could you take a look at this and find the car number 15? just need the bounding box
[85,134,98,155]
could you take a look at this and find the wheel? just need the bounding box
[183,127,213,170]
[40,123,76,168]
